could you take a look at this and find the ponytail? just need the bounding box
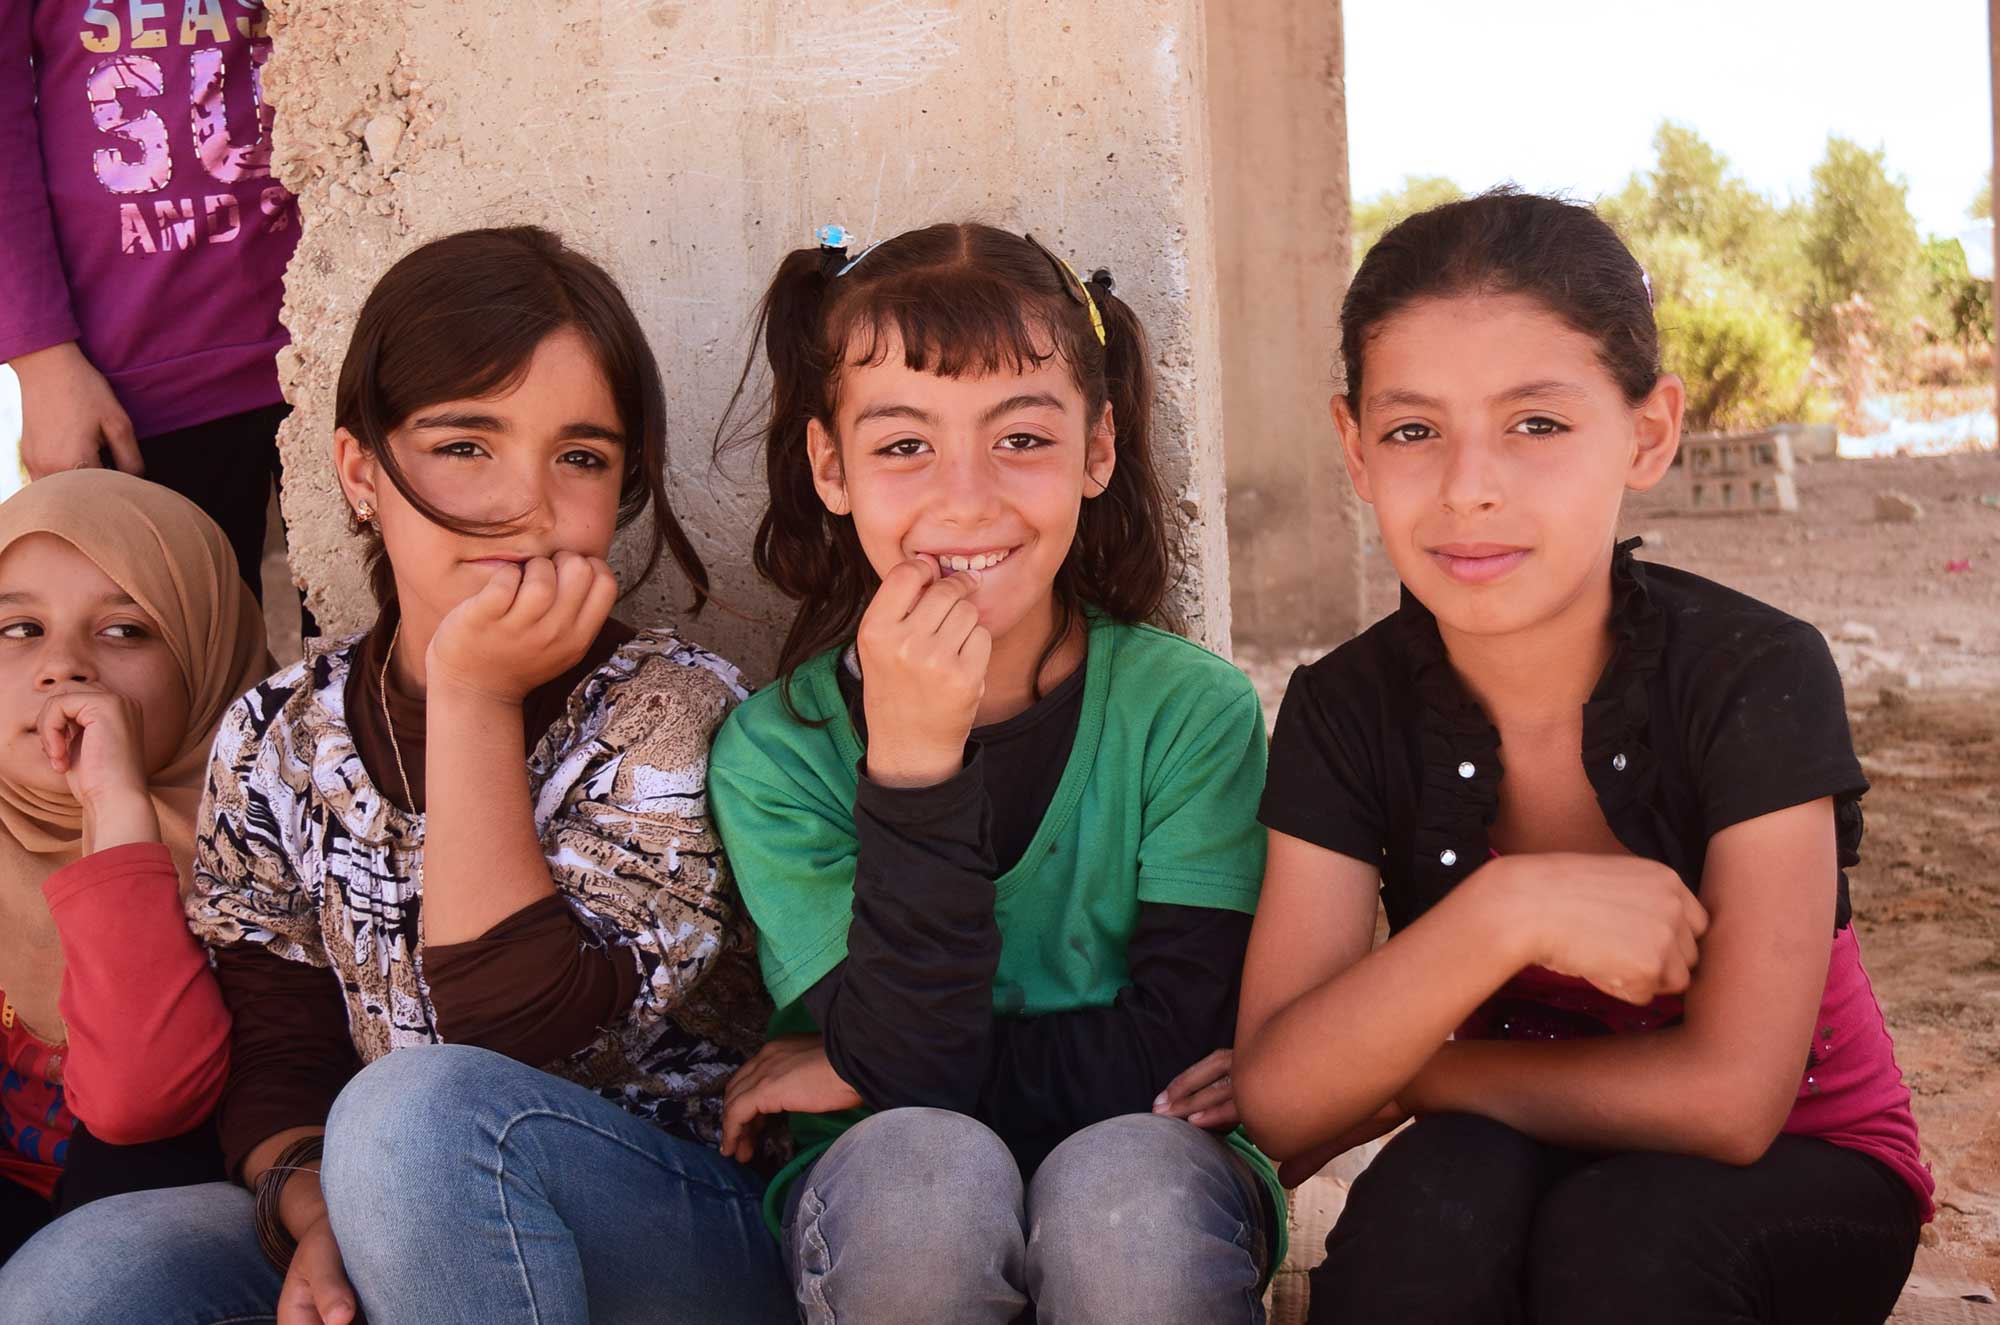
[715,223,1179,705]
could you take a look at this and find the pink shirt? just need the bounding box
[1462,926,1933,1219]
[0,1,297,436]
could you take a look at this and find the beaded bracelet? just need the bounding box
[253,1134,326,1273]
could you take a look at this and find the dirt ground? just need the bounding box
[1241,448,2000,1293]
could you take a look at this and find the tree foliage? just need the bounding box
[1800,137,1924,366]
[1603,125,1819,430]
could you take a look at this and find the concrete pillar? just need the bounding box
[1207,0,1366,652]
[264,0,1234,678]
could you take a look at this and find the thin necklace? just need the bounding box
[378,622,417,812]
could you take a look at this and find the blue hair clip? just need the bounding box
[814,223,851,249]
[835,240,883,278]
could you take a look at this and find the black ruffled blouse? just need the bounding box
[1260,540,1868,934]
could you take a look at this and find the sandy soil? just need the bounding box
[1241,448,2000,1293]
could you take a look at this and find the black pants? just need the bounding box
[0,1119,223,1268]
[1309,1113,1921,1325]
[136,402,290,603]
[0,1173,49,1266]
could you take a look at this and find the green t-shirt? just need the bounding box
[710,614,1286,1260]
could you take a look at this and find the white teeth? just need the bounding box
[938,549,1010,573]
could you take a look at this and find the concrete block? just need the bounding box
[1876,491,1926,523]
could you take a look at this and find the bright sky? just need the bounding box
[1346,0,1992,244]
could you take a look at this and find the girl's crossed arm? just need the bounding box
[1399,799,1837,1165]
[1236,833,1710,1168]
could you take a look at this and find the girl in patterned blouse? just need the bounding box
[0,228,791,1325]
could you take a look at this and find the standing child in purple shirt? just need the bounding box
[1,0,298,594]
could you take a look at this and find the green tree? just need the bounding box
[1919,235,1993,354]
[1352,175,1462,266]
[1602,123,1821,429]
[1974,171,1991,222]
[1801,137,1924,368]
[1657,296,1817,433]
[1601,123,1808,314]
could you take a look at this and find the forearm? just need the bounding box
[420,688,556,944]
[1405,1026,1795,1165]
[80,791,161,856]
[813,760,1000,1112]
[243,1125,329,1239]
[49,843,229,1141]
[978,906,1250,1141]
[425,896,638,1064]
[1236,864,1529,1160]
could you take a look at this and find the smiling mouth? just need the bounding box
[926,547,1017,574]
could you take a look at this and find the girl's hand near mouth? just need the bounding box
[36,682,160,852]
[856,556,992,788]
[428,550,619,706]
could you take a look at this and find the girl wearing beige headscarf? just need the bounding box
[0,469,268,1263]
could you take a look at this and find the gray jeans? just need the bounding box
[783,1108,1269,1325]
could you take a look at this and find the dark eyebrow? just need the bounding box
[1364,388,1444,415]
[409,411,507,433]
[1364,380,1591,415]
[410,413,624,446]
[980,392,1068,425]
[1491,379,1590,406]
[555,422,625,446]
[852,402,939,428]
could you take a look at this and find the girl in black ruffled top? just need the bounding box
[1234,190,1929,1325]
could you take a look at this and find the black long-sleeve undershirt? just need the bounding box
[808,662,1252,1167]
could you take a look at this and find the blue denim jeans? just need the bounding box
[0,1044,790,1325]
[785,1108,1269,1325]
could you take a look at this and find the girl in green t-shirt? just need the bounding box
[709,223,1285,1324]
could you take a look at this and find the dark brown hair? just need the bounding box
[1341,188,1660,408]
[717,222,1175,694]
[335,225,707,610]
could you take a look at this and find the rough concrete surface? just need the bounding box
[1206,0,1363,650]
[265,0,1235,677]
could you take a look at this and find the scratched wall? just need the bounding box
[265,0,1234,677]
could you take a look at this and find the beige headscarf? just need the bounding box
[0,470,270,1040]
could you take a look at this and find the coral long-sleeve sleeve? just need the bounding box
[43,843,232,1145]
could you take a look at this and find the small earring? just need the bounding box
[354,501,375,525]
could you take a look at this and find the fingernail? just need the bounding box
[1152,1091,1169,1111]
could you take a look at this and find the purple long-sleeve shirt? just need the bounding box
[1,1,297,438]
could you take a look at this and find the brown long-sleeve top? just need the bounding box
[187,618,772,1178]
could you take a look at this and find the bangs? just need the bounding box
[822,265,1095,395]
[371,300,572,426]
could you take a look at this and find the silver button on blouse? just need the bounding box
[1612,752,1629,772]
[1439,848,1459,867]
[1457,761,1476,779]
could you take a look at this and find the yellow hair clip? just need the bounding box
[1024,234,1108,347]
